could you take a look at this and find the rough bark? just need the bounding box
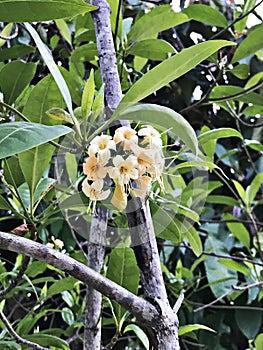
[84,208,107,350]
[127,199,180,349]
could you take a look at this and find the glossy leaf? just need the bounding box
[150,201,182,243]
[23,74,64,125]
[0,0,97,22]
[179,324,216,336]
[24,23,74,116]
[218,259,250,276]
[18,144,55,204]
[124,324,149,350]
[184,227,202,257]
[224,213,250,250]
[127,5,189,43]
[106,248,139,322]
[120,40,234,107]
[0,61,37,104]
[183,4,228,27]
[206,195,240,207]
[204,236,238,298]
[47,277,77,297]
[55,19,72,46]
[245,173,263,207]
[0,122,72,159]
[128,39,175,61]
[210,85,263,106]
[116,103,198,155]
[255,334,263,350]
[232,23,263,63]
[0,195,14,211]
[24,334,70,350]
[70,43,98,77]
[62,307,75,326]
[198,128,243,145]
[0,45,35,61]
[81,69,95,118]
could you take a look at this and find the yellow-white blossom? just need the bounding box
[82,179,110,202]
[138,125,162,148]
[83,155,108,181]
[88,134,115,161]
[133,176,152,198]
[111,182,127,211]
[113,126,138,150]
[108,155,139,186]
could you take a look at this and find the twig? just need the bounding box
[173,292,184,313]
[0,310,49,350]
[193,290,232,312]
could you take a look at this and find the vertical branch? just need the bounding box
[86,1,125,348]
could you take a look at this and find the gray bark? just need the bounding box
[86,1,128,349]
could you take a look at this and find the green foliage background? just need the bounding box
[0,0,263,349]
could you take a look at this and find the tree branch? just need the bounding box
[0,231,159,326]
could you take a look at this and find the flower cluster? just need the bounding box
[82,126,164,211]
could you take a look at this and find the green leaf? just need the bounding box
[46,108,73,124]
[0,61,37,104]
[115,103,198,155]
[106,248,139,322]
[150,201,182,243]
[55,19,72,46]
[244,140,263,152]
[128,39,175,61]
[18,144,55,204]
[255,334,263,350]
[204,236,238,298]
[183,4,228,27]
[119,40,234,107]
[224,213,250,250]
[245,173,263,207]
[0,45,35,61]
[232,23,263,63]
[0,122,72,159]
[24,23,73,116]
[81,69,95,118]
[0,23,13,47]
[232,180,245,202]
[127,5,189,43]
[179,324,216,336]
[24,334,70,350]
[61,307,75,326]
[47,277,78,297]
[218,259,250,276]
[0,341,21,349]
[206,195,240,207]
[198,128,243,144]
[23,74,65,125]
[124,324,149,350]
[210,85,263,106]
[184,226,202,257]
[0,0,97,22]
[70,43,98,77]
[230,64,249,80]
[0,195,14,211]
[235,309,262,339]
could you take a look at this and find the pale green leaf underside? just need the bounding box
[0,122,72,159]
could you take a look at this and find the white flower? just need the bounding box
[82,179,110,202]
[130,143,155,176]
[88,134,116,161]
[83,155,108,181]
[108,155,139,186]
[138,125,162,148]
[113,126,138,150]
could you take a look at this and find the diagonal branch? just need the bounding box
[0,230,159,325]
